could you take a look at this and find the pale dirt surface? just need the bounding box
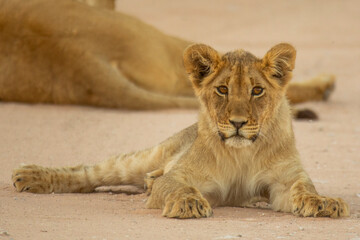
[1,0,360,239]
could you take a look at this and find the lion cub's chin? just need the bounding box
[224,136,253,149]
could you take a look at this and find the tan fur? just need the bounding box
[12,43,349,219]
[0,0,334,113]
[75,0,115,10]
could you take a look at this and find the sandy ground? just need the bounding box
[1,0,360,239]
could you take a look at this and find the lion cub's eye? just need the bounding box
[216,86,228,95]
[252,87,264,96]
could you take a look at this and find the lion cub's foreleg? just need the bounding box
[290,179,349,218]
[146,174,213,219]
[270,173,349,218]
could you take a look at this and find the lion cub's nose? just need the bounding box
[229,119,248,129]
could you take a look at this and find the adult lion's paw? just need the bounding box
[314,74,336,101]
[162,188,213,218]
[292,194,349,218]
[12,165,52,193]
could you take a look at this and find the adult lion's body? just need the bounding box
[12,43,349,218]
[0,0,195,109]
[0,0,334,111]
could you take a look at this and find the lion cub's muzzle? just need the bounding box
[217,120,260,146]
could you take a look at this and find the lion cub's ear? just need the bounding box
[262,43,296,87]
[183,44,221,89]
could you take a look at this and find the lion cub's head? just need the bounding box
[183,43,296,148]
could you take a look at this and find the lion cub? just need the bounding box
[12,43,349,218]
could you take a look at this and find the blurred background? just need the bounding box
[117,0,360,87]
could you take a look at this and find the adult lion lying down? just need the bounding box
[0,0,334,115]
[12,43,349,218]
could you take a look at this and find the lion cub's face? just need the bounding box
[184,43,296,148]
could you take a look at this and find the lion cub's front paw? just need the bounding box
[12,165,52,193]
[162,188,213,219]
[292,194,349,218]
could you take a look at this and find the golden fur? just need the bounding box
[12,43,349,219]
[75,0,114,9]
[0,0,335,114]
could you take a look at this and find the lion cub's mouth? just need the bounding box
[218,131,259,146]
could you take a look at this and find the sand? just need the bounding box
[0,0,359,239]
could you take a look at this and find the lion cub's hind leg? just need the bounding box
[12,165,52,193]
[144,169,164,195]
[12,164,95,193]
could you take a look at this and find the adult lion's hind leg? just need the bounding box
[287,74,336,104]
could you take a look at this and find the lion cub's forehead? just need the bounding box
[221,49,258,65]
[219,50,262,85]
